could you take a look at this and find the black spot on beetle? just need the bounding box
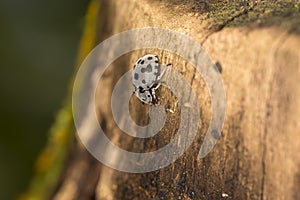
[151,83,158,90]
[146,64,152,72]
[142,80,146,84]
[141,68,146,73]
[139,87,145,93]
[134,73,139,80]
[133,64,136,69]
[147,56,153,60]
[141,60,145,64]
[155,60,158,63]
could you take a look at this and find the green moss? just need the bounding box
[20,1,101,200]
[154,0,300,31]
[202,0,300,30]
[19,104,73,200]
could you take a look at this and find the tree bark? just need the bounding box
[51,0,300,199]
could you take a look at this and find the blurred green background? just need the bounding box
[0,0,89,199]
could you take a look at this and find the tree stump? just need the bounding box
[27,0,300,200]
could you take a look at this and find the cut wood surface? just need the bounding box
[40,0,300,200]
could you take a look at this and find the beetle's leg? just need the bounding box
[157,64,167,81]
[152,83,161,90]
[150,88,158,104]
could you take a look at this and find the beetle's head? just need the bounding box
[135,90,152,104]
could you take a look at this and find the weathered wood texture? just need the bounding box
[52,0,300,199]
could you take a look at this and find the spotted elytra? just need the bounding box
[132,54,168,104]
